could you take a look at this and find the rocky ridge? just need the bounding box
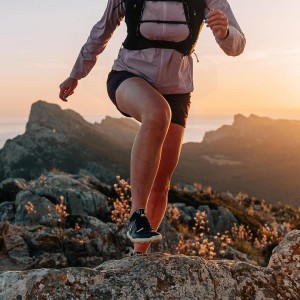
[0,230,299,300]
[0,100,138,183]
[1,101,300,205]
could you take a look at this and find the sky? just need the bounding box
[0,0,300,125]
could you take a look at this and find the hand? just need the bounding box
[59,77,78,102]
[205,9,229,40]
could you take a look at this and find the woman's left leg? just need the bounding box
[134,122,186,253]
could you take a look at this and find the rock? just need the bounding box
[151,217,181,254]
[268,230,300,285]
[215,206,238,234]
[15,194,59,226]
[0,202,15,222]
[224,246,258,265]
[13,173,110,225]
[30,252,68,269]
[0,218,131,271]
[198,205,237,235]
[1,231,299,299]
[172,202,196,224]
[0,100,137,183]
[94,116,140,149]
[0,178,27,203]
[2,223,33,266]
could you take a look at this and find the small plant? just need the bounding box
[192,210,209,234]
[24,201,37,215]
[39,174,47,186]
[177,235,216,260]
[177,209,231,260]
[111,176,132,226]
[213,231,232,255]
[167,204,180,224]
[56,195,69,224]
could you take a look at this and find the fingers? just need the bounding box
[206,9,228,25]
[58,78,77,102]
[205,9,228,39]
[207,19,228,27]
[59,84,68,102]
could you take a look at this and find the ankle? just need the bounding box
[130,208,146,218]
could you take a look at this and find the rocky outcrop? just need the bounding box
[1,172,110,226]
[0,230,299,300]
[175,114,300,206]
[203,114,300,145]
[0,100,138,183]
[0,219,129,271]
[0,172,135,271]
[94,116,139,149]
[2,102,300,205]
[268,230,300,284]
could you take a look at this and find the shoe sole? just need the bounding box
[126,231,162,243]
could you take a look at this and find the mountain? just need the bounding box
[174,114,300,206]
[1,101,300,206]
[0,100,138,184]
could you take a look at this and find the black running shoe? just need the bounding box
[127,209,162,243]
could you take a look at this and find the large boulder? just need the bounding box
[268,230,300,285]
[0,230,299,299]
[13,173,110,226]
[0,218,131,271]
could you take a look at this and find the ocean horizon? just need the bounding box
[0,114,235,149]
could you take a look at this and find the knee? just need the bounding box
[144,103,172,132]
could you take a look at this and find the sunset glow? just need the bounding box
[1,0,300,122]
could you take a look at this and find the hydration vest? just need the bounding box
[122,0,207,56]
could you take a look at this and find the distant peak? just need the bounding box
[233,114,247,125]
[26,100,89,133]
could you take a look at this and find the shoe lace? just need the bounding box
[137,215,153,231]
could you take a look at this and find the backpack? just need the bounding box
[122,0,207,56]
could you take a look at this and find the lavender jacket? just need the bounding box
[70,0,246,94]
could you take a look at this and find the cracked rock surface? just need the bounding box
[1,230,299,300]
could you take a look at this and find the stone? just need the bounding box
[0,202,15,222]
[268,230,300,286]
[0,178,27,203]
[0,101,136,183]
[198,205,237,235]
[15,195,59,226]
[1,229,299,300]
[2,223,33,266]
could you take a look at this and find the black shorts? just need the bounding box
[106,69,191,128]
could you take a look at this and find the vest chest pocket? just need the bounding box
[139,1,190,42]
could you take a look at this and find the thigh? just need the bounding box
[115,76,171,123]
[152,123,185,190]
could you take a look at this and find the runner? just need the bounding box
[59,0,246,254]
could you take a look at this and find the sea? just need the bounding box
[0,114,234,149]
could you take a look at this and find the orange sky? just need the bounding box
[1,0,300,122]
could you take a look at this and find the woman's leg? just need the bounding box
[115,77,172,217]
[134,122,185,253]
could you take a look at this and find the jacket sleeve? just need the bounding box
[205,0,246,56]
[70,0,125,80]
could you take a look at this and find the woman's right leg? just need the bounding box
[115,77,172,218]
